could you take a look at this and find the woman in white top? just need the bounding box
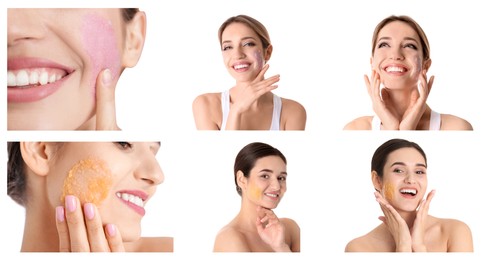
[344,15,472,130]
[193,15,306,130]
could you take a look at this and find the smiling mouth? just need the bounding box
[116,192,145,208]
[7,68,69,88]
[233,64,250,70]
[400,188,417,196]
[384,66,407,73]
[265,193,279,198]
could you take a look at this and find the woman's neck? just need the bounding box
[383,87,415,120]
[236,199,264,232]
[21,204,59,252]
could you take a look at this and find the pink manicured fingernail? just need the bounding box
[106,224,116,237]
[102,69,113,85]
[84,203,95,220]
[56,206,65,222]
[65,195,77,212]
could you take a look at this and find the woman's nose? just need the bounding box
[8,9,47,47]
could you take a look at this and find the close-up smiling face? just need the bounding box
[370,20,431,90]
[376,147,428,213]
[243,155,287,209]
[7,8,144,130]
[46,142,164,242]
[220,22,271,83]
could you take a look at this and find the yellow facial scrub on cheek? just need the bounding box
[249,185,263,201]
[61,158,113,206]
[383,183,395,202]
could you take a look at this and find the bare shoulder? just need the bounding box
[434,217,473,252]
[280,217,300,231]
[280,97,307,130]
[343,116,373,130]
[124,237,173,252]
[440,114,473,130]
[213,226,250,252]
[192,92,222,130]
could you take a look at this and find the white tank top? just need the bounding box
[220,90,281,130]
[371,110,441,130]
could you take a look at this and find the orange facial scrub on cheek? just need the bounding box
[61,158,113,206]
[249,185,263,201]
[383,183,395,202]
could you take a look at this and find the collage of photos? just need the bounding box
[3,1,480,260]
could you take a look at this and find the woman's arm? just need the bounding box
[192,94,220,130]
[282,218,300,252]
[282,99,306,130]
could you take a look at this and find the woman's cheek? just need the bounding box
[81,13,121,99]
[383,183,395,202]
[61,157,113,206]
[249,185,263,201]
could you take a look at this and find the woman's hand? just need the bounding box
[230,64,279,114]
[55,195,125,252]
[255,206,290,252]
[95,69,121,130]
[410,190,435,252]
[365,70,400,130]
[399,70,434,130]
[374,191,412,252]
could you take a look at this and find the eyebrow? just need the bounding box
[222,36,257,45]
[377,36,420,43]
[259,169,288,175]
[390,162,427,168]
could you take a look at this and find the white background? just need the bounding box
[2,0,481,259]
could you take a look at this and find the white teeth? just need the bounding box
[116,192,145,208]
[400,189,417,195]
[265,193,278,198]
[7,68,66,87]
[386,66,405,72]
[234,64,249,70]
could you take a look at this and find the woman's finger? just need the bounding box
[55,206,71,252]
[64,195,90,252]
[105,224,125,252]
[95,69,119,130]
[84,203,110,251]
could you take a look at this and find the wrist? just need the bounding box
[273,243,291,252]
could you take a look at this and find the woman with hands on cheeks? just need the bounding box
[344,15,472,130]
[7,8,146,130]
[345,139,473,252]
[213,142,300,252]
[193,15,306,130]
[7,142,173,252]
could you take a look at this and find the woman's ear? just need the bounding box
[371,170,382,192]
[264,45,273,63]
[423,58,432,71]
[122,11,146,68]
[20,142,56,177]
[236,170,247,191]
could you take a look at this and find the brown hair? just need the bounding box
[7,142,27,206]
[121,8,139,22]
[371,15,430,60]
[218,14,271,50]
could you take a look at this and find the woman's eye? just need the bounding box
[222,45,232,51]
[243,42,255,47]
[404,43,418,50]
[393,168,403,173]
[116,142,133,150]
[278,176,286,181]
[378,42,389,48]
[416,170,426,175]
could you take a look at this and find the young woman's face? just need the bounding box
[47,142,164,241]
[221,22,267,83]
[8,9,126,130]
[245,155,287,209]
[379,147,427,212]
[370,21,426,90]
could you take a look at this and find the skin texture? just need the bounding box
[213,155,300,252]
[345,147,473,252]
[7,9,146,130]
[61,158,113,206]
[18,142,173,252]
[344,21,472,130]
[192,22,306,130]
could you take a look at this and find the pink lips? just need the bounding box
[7,57,74,103]
[116,190,148,217]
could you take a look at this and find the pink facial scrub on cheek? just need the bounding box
[254,50,263,72]
[61,158,113,206]
[81,13,121,98]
